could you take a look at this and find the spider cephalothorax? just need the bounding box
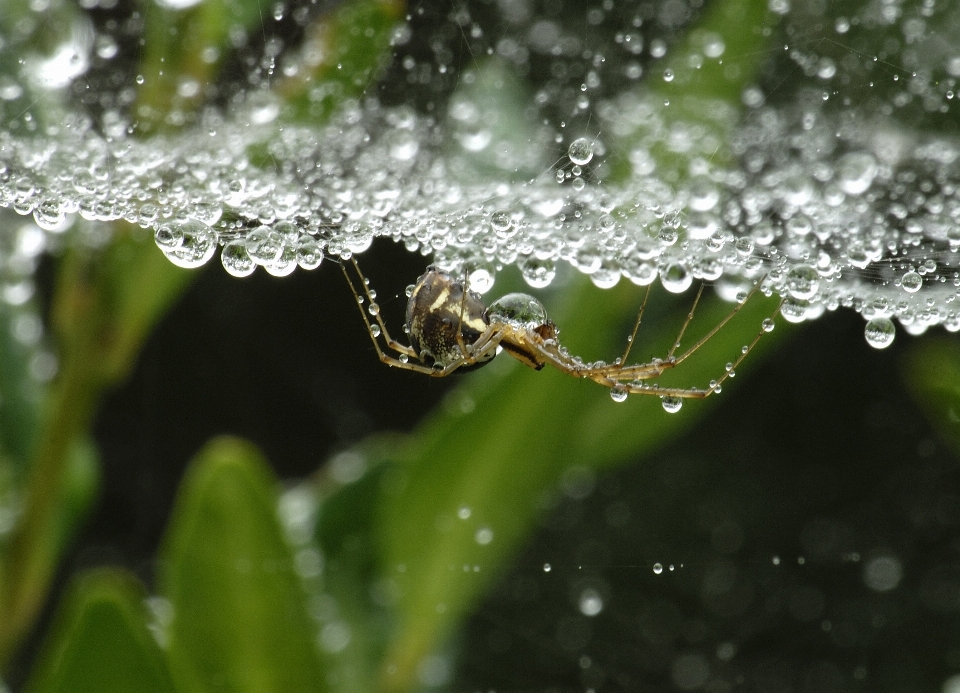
[341,258,781,404]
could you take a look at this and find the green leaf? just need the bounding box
[310,439,406,693]
[159,436,325,693]
[444,58,550,182]
[903,338,960,451]
[278,0,405,121]
[25,570,176,693]
[137,0,267,132]
[0,301,45,472]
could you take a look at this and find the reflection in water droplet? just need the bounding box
[487,293,549,328]
[864,317,895,349]
[901,271,922,293]
[660,263,692,294]
[160,220,217,269]
[785,264,820,300]
[661,396,683,413]
[221,240,256,277]
[568,137,594,165]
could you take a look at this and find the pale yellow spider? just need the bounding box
[341,259,780,404]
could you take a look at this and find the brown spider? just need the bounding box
[341,259,780,405]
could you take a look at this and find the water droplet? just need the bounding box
[475,527,494,545]
[221,240,256,277]
[296,238,324,270]
[518,257,556,289]
[33,199,66,231]
[864,317,895,349]
[660,263,692,293]
[151,225,179,253]
[836,152,877,195]
[610,385,628,402]
[490,209,514,237]
[567,137,594,166]
[901,271,922,293]
[245,226,284,264]
[487,293,549,328]
[785,264,820,300]
[263,244,297,277]
[653,562,663,574]
[779,297,811,324]
[468,266,495,294]
[161,220,217,268]
[661,396,683,413]
[543,563,552,572]
[762,318,776,333]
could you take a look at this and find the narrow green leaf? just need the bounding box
[311,438,407,693]
[0,301,45,472]
[159,436,325,693]
[26,570,175,693]
[903,338,960,451]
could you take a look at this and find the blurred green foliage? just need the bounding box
[3,0,957,692]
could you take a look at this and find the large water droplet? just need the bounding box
[785,264,820,300]
[567,137,594,166]
[160,220,217,268]
[221,240,256,277]
[486,293,549,328]
[864,317,895,349]
[836,152,877,195]
[660,263,692,293]
[245,225,284,264]
[901,271,922,293]
[661,396,683,413]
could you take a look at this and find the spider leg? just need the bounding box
[340,261,446,376]
[593,276,770,380]
[667,283,705,359]
[617,283,653,366]
[517,278,782,399]
[659,277,767,368]
[342,259,418,358]
[603,295,784,397]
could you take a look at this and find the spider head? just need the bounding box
[405,265,494,370]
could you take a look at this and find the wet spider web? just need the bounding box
[2,0,960,352]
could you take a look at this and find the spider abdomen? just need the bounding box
[405,265,493,369]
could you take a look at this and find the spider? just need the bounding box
[340,258,781,404]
